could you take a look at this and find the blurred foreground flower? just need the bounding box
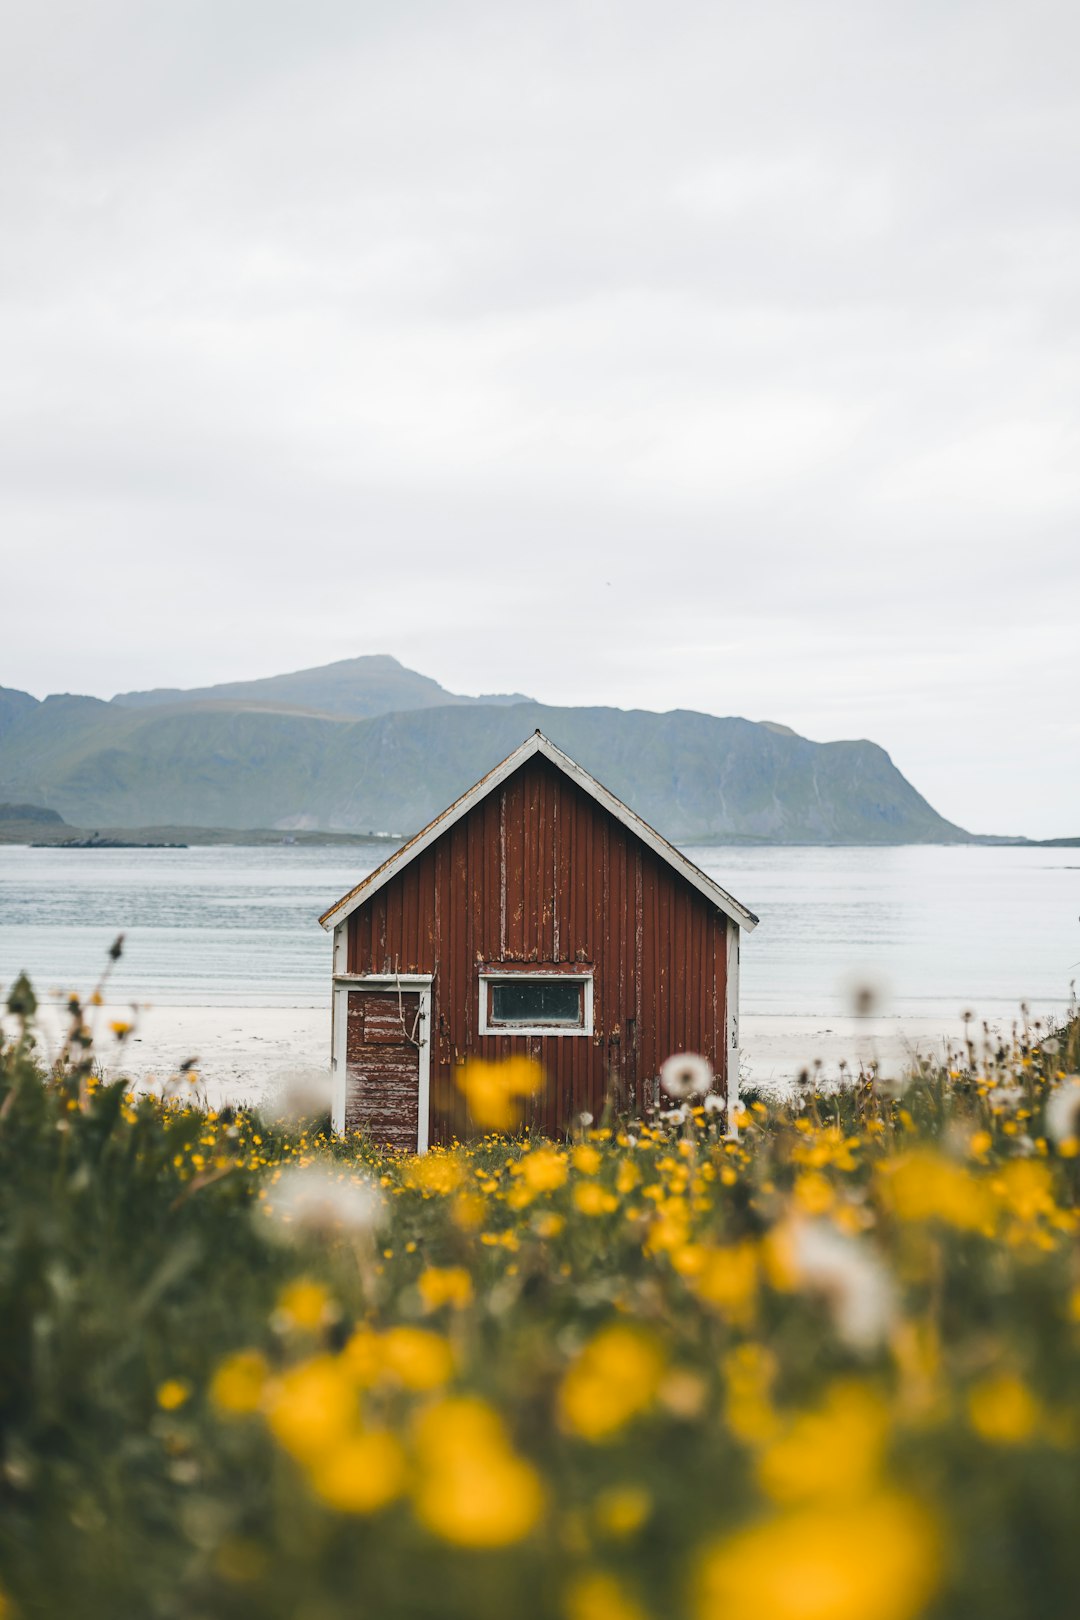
[1044,1077,1080,1151]
[558,1324,666,1441]
[411,1396,545,1546]
[274,1278,340,1332]
[307,1428,407,1515]
[210,1350,270,1415]
[694,1491,938,1620]
[270,1064,334,1124]
[455,1055,543,1130]
[564,1570,650,1620]
[416,1265,473,1312]
[878,1150,994,1232]
[265,1355,357,1462]
[755,1383,890,1504]
[261,1164,383,1241]
[772,1221,895,1352]
[967,1371,1041,1445]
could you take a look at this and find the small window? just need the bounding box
[479,971,593,1036]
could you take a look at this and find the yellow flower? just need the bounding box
[276,1279,335,1332]
[417,1266,474,1313]
[341,1327,383,1386]
[573,1182,619,1216]
[265,1356,357,1462]
[878,1151,993,1232]
[993,1161,1057,1227]
[615,1159,640,1194]
[380,1327,455,1391]
[694,1492,939,1620]
[572,1144,602,1176]
[564,1570,651,1620]
[451,1190,487,1230]
[156,1378,191,1412]
[210,1350,270,1416]
[756,1384,890,1504]
[722,1343,778,1446]
[404,1154,465,1195]
[519,1145,570,1194]
[307,1429,407,1514]
[455,1056,543,1131]
[967,1372,1040,1445]
[594,1485,652,1538]
[793,1172,835,1216]
[688,1242,758,1324]
[643,1201,691,1255]
[412,1397,545,1546]
[558,1325,665,1442]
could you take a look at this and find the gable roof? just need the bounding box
[318,731,759,933]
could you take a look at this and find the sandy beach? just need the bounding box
[10,999,992,1112]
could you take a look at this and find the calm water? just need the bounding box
[0,843,1076,1023]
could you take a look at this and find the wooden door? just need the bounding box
[344,989,422,1151]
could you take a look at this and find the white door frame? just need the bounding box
[331,972,434,1151]
[725,922,740,1138]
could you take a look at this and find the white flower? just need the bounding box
[260,1164,383,1241]
[577,1111,594,1128]
[1044,1077,1080,1147]
[788,1220,895,1353]
[271,1065,334,1123]
[703,1093,726,1114]
[659,1052,714,1100]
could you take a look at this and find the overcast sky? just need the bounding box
[2,1,1078,837]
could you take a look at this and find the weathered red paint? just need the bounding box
[343,752,731,1145]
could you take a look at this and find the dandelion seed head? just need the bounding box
[659,1053,713,1100]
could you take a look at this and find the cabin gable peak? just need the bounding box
[318,731,759,933]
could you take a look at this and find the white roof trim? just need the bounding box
[318,732,759,933]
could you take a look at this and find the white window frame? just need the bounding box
[478,970,594,1037]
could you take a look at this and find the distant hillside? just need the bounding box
[0,802,65,825]
[0,665,970,843]
[0,686,37,741]
[110,654,531,719]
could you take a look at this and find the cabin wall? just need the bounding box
[344,754,730,1145]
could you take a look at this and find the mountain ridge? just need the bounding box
[0,659,971,844]
[109,653,532,719]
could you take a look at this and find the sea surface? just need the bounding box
[0,843,1076,1026]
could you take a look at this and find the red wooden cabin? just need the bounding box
[319,732,757,1149]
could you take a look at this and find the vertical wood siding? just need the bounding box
[346,755,729,1146]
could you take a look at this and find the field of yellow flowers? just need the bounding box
[2,970,1080,1620]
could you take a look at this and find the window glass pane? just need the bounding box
[490,978,583,1026]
